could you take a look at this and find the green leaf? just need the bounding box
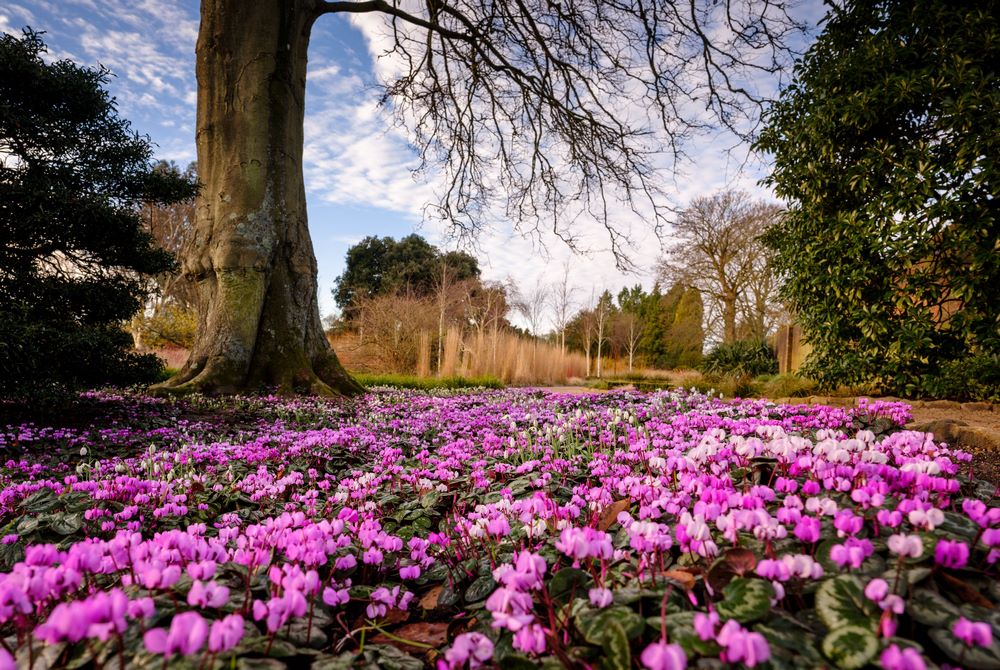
[929,627,1000,670]
[548,568,592,605]
[598,621,630,670]
[716,577,774,623]
[577,606,645,644]
[909,588,960,627]
[821,625,879,669]
[48,512,83,535]
[465,575,497,603]
[363,644,426,670]
[663,612,721,658]
[815,575,878,631]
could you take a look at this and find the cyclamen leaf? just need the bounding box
[716,577,774,623]
[821,625,879,669]
[909,588,960,627]
[929,627,1000,670]
[598,621,630,670]
[815,575,878,631]
[465,575,497,602]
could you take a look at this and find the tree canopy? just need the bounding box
[757,0,1000,396]
[333,234,480,318]
[0,30,197,397]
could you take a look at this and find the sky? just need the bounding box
[1,0,824,325]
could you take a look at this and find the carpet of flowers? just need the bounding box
[0,387,998,670]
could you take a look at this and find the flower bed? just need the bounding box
[0,388,997,669]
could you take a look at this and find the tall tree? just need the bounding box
[333,234,478,319]
[0,31,197,398]
[758,0,1000,395]
[550,262,578,355]
[160,0,804,395]
[658,191,783,344]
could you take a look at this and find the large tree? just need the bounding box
[658,191,783,344]
[0,31,197,398]
[333,234,479,319]
[757,0,1000,395]
[158,0,804,395]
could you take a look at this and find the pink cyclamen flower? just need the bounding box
[887,534,923,558]
[440,631,494,669]
[880,644,926,670]
[864,579,889,602]
[555,526,613,562]
[693,611,719,641]
[400,565,421,580]
[0,648,13,670]
[127,597,155,620]
[513,623,547,654]
[934,539,969,569]
[323,586,350,607]
[830,538,873,568]
[208,613,244,653]
[953,617,993,648]
[144,611,209,658]
[187,580,230,608]
[588,587,613,608]
[640,641,687,670]
[717,619,770,667]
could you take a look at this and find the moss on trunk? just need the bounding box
[152,0,362,397]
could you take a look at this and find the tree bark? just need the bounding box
[153,0,362,396]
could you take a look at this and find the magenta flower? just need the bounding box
[934,539,969,569]
[144,611,209,658]
[208,613,244,653]
[588,587,613,608]
[440,631,494,669]
[880,644,926,670]
[187,580,230,608]
[323,586,350,607]
[513,623,547,654]
[640,641,687,670]
[953,617,993,648]
[486,587,535,632]
[693,611,719,641]
[717,619,770,667]
[830,538,873,568]
[864,578,889,602]
[555,527,613,562]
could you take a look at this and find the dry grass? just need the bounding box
[330,328,588,385]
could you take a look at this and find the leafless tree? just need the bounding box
[614,311,643,372]
[658,191,784,344]
[161,0,808,395]
[550,261,578,355]
[594,290,613,378]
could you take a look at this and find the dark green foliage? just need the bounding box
[639,284,704,368]
[333,234,480,318]
[0,30,197,398]
[670,288,705,368]
[920,354,1000,402]
[701,340,778,377]
[757,1,1000,397]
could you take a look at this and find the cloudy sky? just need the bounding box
[1,0,822,325]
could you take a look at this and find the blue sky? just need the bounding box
[1,1,819,323]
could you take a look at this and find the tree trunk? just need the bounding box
[723,294,738,344]
[153,0,361,396]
